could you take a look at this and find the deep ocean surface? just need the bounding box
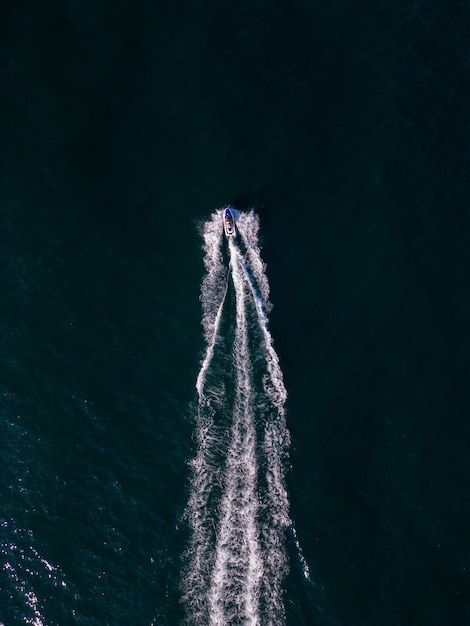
[1,1,469,625]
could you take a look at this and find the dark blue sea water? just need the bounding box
[1,1,470,625]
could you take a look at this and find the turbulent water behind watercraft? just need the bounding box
[182,209,310,626]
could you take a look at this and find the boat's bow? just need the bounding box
[223,208,236,237]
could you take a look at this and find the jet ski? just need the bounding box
[223,207,236,237]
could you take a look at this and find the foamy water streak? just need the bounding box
[182,209,310,626]
[196,215,228,398]
[233,221,292,624]
[235,210,271,308]
[208,240,262,625]
[182,218,230,624]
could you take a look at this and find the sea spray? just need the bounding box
[182,209,310,625]
[208,240,262,625]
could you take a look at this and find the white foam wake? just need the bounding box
[208,240,262,625]
[196,214,228,398]
[235,210,271,309]
[182,208,310,626]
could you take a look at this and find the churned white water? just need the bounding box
[182,209,310,626]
